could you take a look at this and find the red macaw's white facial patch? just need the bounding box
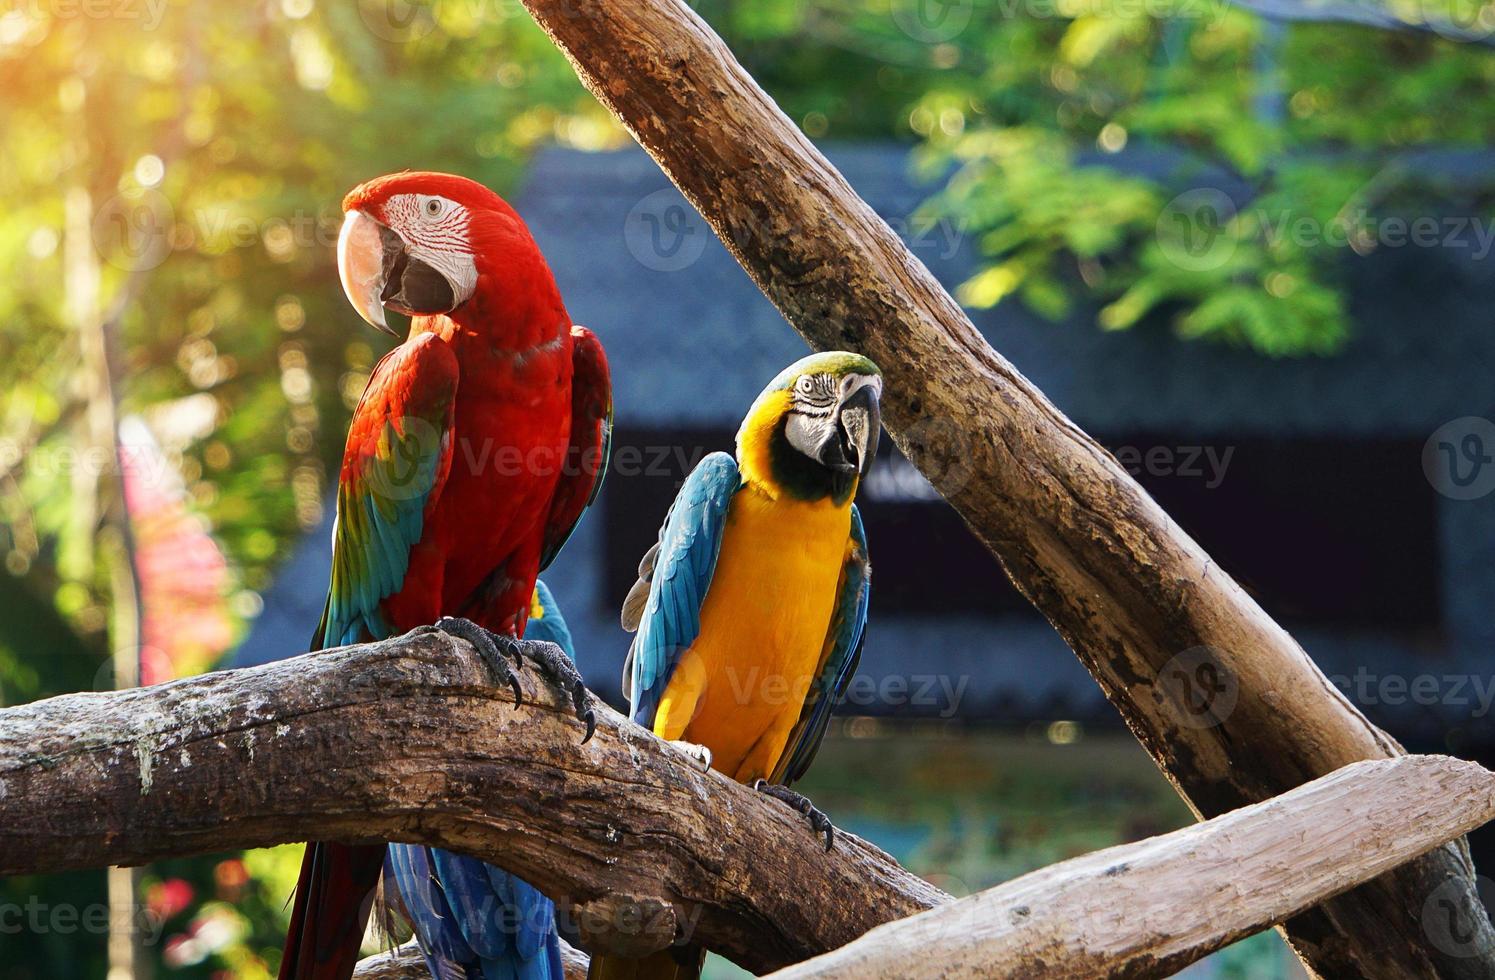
[381,193,479,307]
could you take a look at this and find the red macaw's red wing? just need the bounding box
[539,325,612,571]
[283,333,457,980]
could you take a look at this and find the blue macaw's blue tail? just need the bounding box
[384,844,563,980]
[384,580,574,980]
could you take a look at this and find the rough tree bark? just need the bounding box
[0,631,946,974]
[514,1,1495,975]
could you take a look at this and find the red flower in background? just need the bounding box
[120,416,234,684]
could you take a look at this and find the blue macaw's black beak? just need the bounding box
[833,382,881,475]
[377,224,457,320]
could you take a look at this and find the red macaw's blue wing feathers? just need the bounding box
[281,335,458,980]
[539,326,612,573]
[318,332,458,649]
[772,505,871,785]
[383,580,569,980]
[620,452,741,728]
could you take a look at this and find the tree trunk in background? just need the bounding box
[515,2,1495,975]
[66,139,150,980]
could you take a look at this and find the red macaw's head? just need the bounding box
[337,171,541,335]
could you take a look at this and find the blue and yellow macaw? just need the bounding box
[384,580,574,980]
[589,352,880,980]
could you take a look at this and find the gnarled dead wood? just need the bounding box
[767,756,1495,979]
[0,631,946,973]
[354,940,589,979]
[515,1,1495,975]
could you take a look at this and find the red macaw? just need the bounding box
[278,172,612,980]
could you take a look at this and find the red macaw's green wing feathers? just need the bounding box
[318,332,458,650]
[539,325,612,571]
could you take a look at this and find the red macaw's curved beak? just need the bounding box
[337,210,459,336]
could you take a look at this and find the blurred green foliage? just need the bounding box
[902,0,1495,354]
[0,0,1490,976]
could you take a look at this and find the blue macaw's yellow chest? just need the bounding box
[651,483,853,783]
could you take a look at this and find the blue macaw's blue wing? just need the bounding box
[772,505,870,786]
[384,579,569,980]
[622,452,741,728]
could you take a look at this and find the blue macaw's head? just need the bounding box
[736,351,883,506]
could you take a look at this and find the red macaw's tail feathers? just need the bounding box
[587,947,704,980]
[278,842,386,980]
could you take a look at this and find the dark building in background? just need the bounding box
[237,144,1495,756]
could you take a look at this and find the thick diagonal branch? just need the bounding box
[515,1,1495,975]
[766,756,1495,979]
[0,631,946,974]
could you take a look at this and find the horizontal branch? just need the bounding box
[0,631,946,973]
[767,756,1495,979]
[355,940,589,980]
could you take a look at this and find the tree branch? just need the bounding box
[765,756,1495,980]
[0,630,946,974]
[514,1,1495,975]
[355,940,589,980]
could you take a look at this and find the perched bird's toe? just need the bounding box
[434,616,524,707]
[755,780,836,852]
[667,740,714,772]
[521,638,598,742]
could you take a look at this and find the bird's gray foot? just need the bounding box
[433,616,524,707]
[754,780,835,851]
[517,637,598,744]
